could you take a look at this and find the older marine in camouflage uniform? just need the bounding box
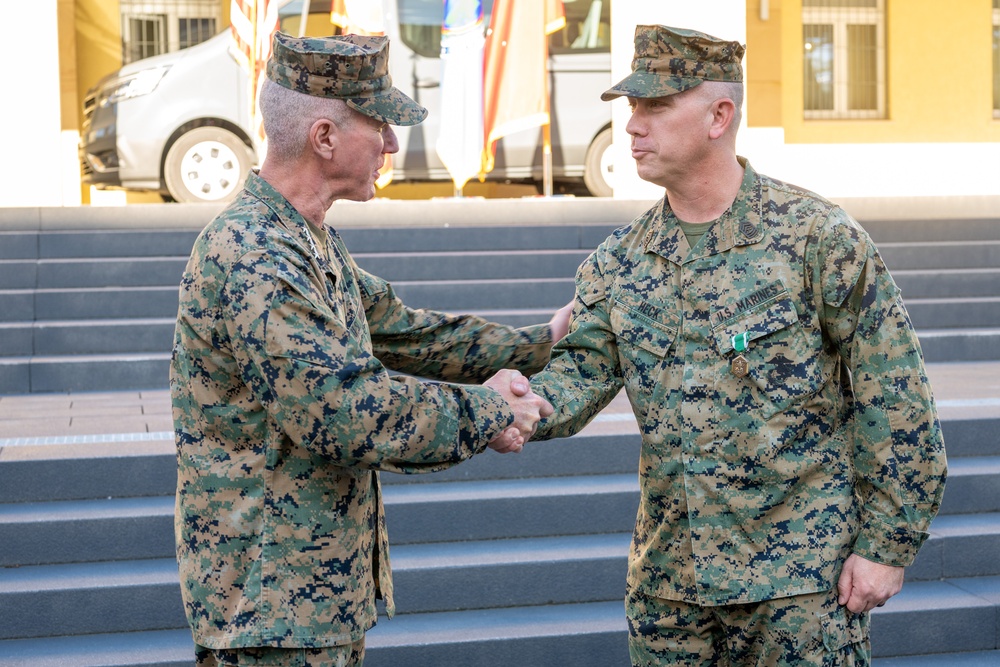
[172,32,558,666]
[528,25,947,666]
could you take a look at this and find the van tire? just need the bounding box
[583,127,613,197]
[164,127,253,203]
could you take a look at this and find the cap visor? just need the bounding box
[600,71,701,101]
[347,87,428,126]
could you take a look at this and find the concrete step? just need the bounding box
[873,650,1000,666]
[365,600,630,667]
[0,279,574,323]
[880,240,1000,271]
[339,223,618,255]
[33,257,188,289]
[0,353,169,394]
[383,474,640,545]
[0,558,186,641]
[870,576,1000,658]
[938,415,1000,459]
[1,545,997,660]
[0,319,175,356]
[908,513,1000,582]
[0,430,637,504]
[35,231,200,260]
[386,533,629,614]
[918,329,1000,364]
[906,297,1000,329]
[0,259,37,289]
[0,496,175,567]
[0,231,38,260]
[0,628,194,667]
[354,248,590,282]
[0,439,175,505]
[937,456,1000,516]
[863,218,1000,244]
[894,268,1000,298]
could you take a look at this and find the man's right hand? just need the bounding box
[483,369,554,453]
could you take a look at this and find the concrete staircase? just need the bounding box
[1,202,999,665]
[1,207,999,394]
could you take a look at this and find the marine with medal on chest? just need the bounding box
[524,24,947,667]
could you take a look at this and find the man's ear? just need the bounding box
[309,118,338,159]
[708,98,737,140]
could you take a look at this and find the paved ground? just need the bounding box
[1,361,997,449]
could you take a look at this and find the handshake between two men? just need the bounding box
[483,369,553,455]
[479,300,571,454]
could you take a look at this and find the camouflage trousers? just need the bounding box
[626,586,870,667]
[195,639,365,667]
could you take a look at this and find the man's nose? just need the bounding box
[625,112,643,137]
[383,125,400,154]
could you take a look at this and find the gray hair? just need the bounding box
[700,80,744,129]
[258,78,356,161]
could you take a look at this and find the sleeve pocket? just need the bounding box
[879,372,942,505]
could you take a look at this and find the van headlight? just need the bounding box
[100,66,171,106]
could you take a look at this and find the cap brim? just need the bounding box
[346,87,427,126]
[600,71,703,101]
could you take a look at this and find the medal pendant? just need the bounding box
[731,354,749,378]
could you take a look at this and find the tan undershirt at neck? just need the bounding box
[677,218,717,250]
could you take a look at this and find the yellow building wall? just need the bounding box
[746,0,784,128]
[749,0,1000,143]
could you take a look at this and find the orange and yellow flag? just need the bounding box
[481,0,565,176]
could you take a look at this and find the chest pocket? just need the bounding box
[712,291,823,418]
[610,296,678,382]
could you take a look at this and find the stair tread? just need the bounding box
[0,628,193,667]
[0,495,174,523]
[930,511,1000,536]
[390,533,631,570]
[878,575,1000,612]
[873,650,1000,666]
[382,473,638,504]
[367,599,626,647]
[0,558,178,592]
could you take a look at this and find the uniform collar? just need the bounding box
[244,170,331,270]
[644,158,764,264]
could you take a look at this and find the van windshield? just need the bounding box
[398,0,610,59]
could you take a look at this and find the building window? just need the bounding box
[120,0,220,64]
[124,14,167,62]
[994,0,999,117]
[802,0,885,119]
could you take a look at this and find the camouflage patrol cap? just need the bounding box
[601,25,745,101]
[266,32,427,126]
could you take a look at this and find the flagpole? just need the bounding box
[298,0,311,37]
[542,123,553,197]
[542,21,553,197]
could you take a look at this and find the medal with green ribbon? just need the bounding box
[731,331,750,378]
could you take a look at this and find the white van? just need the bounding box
[79,0,613,203]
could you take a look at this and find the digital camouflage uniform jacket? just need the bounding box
[171,172,552,648]
[531,160,947,606]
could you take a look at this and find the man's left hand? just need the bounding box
[837,553,904,614]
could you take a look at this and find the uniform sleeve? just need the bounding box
[531,248,624,440]
[220,247,513,474]
[355,266,554,383]
[816,210,947,567]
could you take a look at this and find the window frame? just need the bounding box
[120,0,220,64]
[993,1,999,118]
[802,0,886,120]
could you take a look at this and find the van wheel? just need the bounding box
[583,127,614,197]
[164,127,253,203]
